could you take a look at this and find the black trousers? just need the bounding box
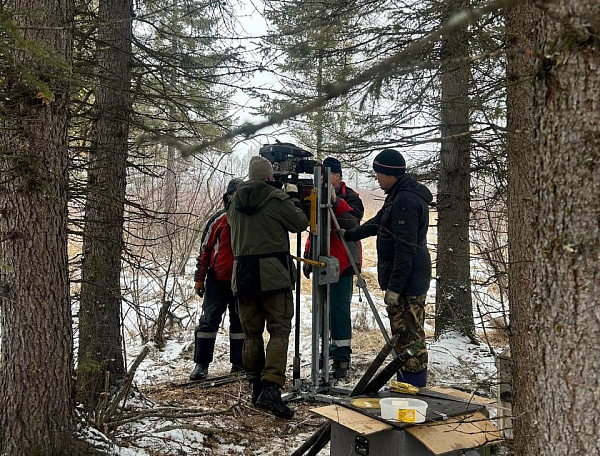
[194,272,244,366]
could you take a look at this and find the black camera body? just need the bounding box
[259,142,317,184]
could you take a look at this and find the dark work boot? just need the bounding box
[250,379,262,405]
[190,363,208,380]
[332,361,349,379]
[256,383,294,419]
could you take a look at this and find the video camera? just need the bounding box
[259,142,317,185]
[260,141,317,219]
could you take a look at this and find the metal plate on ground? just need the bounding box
[338,391,483,429]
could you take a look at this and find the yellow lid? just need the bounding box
[350,398,382,409]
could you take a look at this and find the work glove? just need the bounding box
[335,228,346,240]
[330,184,339,206]
[303,262,312,279]
[384,289,401,306]
[284,183,298,194]
[194,281,205,298]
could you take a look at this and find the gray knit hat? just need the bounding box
[248,156,273,181]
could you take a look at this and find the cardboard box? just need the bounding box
[312,390,502,456]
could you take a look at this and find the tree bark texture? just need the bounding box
[505,0,538,452]
[78,0,132,407]
[435,0,475,339]
[0,0,75,452]
[525,1,600,453]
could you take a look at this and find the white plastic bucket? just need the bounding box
[379,397,428,423]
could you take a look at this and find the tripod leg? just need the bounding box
[291,336,399,456]
[362,354,407,395]
[350,334,399,396]
[291,422,330,456]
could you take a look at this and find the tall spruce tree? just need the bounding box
[435,0,475,339]
[78,0,133,407]
[263,0,363,157]
[0,0,76,452]
[516,0,600,452]
[505,0,537,452]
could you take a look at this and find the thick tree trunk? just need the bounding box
[505,1,538,452]
[435,0,474,339]
[521,1,600,453]
[78,0,132,407]
[0,0,75,452]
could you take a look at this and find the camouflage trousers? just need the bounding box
[386,293,428,373]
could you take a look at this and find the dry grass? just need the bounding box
[352,327,389,353]
[478,316,509,347]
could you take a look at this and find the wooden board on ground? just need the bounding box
[406,411,503,455]
[311,404,393,435]
[425,386,495,406]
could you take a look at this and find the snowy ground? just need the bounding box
[86,272,505,456]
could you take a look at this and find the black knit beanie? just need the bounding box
[323,157,342,176]
[373,149,406,176]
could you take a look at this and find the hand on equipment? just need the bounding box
[195,281,205,298]
[335,228,346,240]
[384,289,401,306]
[284,183,298,194]
[329,184,338,205]
[303,262,312,279]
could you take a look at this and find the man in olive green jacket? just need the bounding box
[228,155,308,419]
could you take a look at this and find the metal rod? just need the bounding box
[362,354,406,395]
[321,168,331,385]
[310,166,321,388]
[292,256,326,267]
[293,232,301,382]
[328,206,398,359]
[291,336,398,456]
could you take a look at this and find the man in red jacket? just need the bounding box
[304,157,364,379]
[190,178,244,380]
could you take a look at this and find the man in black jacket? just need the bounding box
[343,149,432,387]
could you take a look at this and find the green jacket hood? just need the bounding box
[233,180,284,215]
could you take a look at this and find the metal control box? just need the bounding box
[330,422,486,456]
[317,255,340,285]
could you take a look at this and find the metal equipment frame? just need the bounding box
[286,165,398,403]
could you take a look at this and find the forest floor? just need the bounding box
[82,225,508,454]
[81,312,505,455]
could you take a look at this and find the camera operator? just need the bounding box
[190,178,244,380]
[303,157,364,379]
[227,156,308,419]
